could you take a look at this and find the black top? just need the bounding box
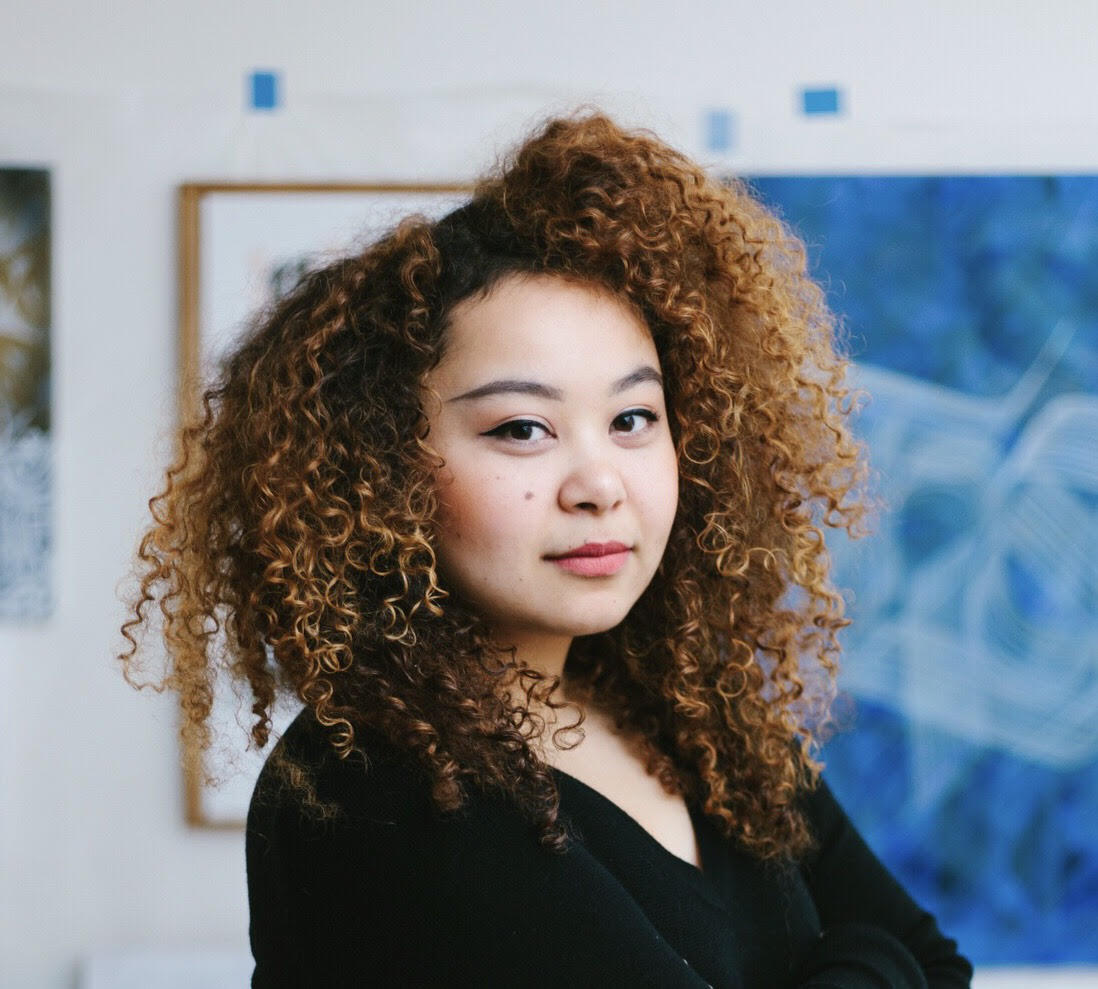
[247,711,972,988]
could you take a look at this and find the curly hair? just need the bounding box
[120,109,868,860]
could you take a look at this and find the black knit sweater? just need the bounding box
[247,711,972,988]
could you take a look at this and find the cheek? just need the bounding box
[436,469,540,557]
[641,442,680,525]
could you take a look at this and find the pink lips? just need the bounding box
[546,541,631,577]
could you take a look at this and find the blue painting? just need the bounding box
[0,169,50,621]
[748,176,1098,964]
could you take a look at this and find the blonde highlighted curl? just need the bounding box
[120,110,869,860]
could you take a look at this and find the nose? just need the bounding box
[558,457,626,514]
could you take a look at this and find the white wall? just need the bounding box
[3,2,1098,986]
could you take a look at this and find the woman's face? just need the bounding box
[422,273,679,654]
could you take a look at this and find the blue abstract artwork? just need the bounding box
[748,176,1098,963]
[0,169,51,620]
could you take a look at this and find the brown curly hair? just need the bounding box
[120,109,868,860]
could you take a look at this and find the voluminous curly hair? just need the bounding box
[120,109,868,860]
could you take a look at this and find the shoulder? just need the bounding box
[246,711,500,976]
[247,709,436,856]
[797,774,886,881]
[799,776,847,850]
[247,708,564,888]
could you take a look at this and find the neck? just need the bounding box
[493,628,581,714]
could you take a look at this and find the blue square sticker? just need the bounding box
[801,87,841,116]
[704,108,736,153]
[250,71,280,111]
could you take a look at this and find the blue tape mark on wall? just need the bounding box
[801,86,841,115]
[249,70,281,111]
[703,108,736,153]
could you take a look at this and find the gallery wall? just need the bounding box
[2,2,1097,986]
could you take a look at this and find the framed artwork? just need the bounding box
[177,182,471,827]
[746,175,1098,967]
[0,168,50,621]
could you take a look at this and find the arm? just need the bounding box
[795,778,973,989]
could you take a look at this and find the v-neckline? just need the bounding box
[550,765,710,880]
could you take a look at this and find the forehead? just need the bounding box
[438,274,658,378]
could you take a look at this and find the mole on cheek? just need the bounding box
[524,491,534,501]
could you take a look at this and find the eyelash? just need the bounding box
[482,409,660,443]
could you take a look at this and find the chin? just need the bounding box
[556,611,632,638]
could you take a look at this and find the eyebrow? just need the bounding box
[447,364,663,403]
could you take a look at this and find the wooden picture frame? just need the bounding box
[177,182,471,827]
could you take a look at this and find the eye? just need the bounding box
[612,409,659,434]
[482,419,552,443]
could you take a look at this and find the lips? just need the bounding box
[547,541,630,560]
[545,541,631,577]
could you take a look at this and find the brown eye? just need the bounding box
[483,419,551,442]
[612,409,659,434]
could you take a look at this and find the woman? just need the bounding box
[121,111,972,987]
